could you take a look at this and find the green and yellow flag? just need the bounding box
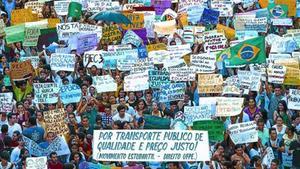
[218,36,266,66]
[268,3,288,18]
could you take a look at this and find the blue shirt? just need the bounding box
[2,0,16,20]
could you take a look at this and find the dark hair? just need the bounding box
[1,124,8,133]
[19,148,28,158]
[0,150,10,161]
[234,144,243,150]
[77,132,85,141]
[269,128,277,134]
[63,163,76,169]
[7,113,16,120]
[28,117,37,126]
[49,152,57,158]
[271,159,279,165]
[117,105,126,112]
[70,152,82,162]
[136,99,147,111]
[168,162,180,168]
[104,104,111,109]
[277,100,287,112]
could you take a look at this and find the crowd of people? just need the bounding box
[0,0,300,169]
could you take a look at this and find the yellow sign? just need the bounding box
[284,67,300,86]
[121,13,144,30]
[11,8,37,25]
[101,25,122,44]
[146,43,167,52]
[48,18,61,28]
[275,0,296,16]
[217,24,235,40]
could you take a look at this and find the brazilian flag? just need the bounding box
[268,3,288,18]
[224,36,266,66]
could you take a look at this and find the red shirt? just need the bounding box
[47,160,63,169]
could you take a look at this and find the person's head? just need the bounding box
[286,126,295,136]
[28,116,37,126]
[248,97,256,108]
[128,92,135,101]
[183,92,191,103]
[117,105,126,117]
[269,128,277,140]
[254,113,262,123]
[81,116,89,127]
[170,40,176,46]
[17,135,24,147]
[234,144,244,156]
[36,110,44,120]
[113,120,121,129]
[136,99,146,111]
[48,103,56,110]
[19,148,29,159]
[16,102,24,112]
[109,95,116,104]
[49,152,58,162]
[46,132,55,142]
[70,143,79,153]
[23,99,30,109]
[270,159,279,169]
[0,124,8,134]
[68,112,76,122]
[7,113,17,124]
[0,151,10,164]
[135,91,143,99]
[252,155,262,166]
[81,83,88,94]
[274,85,282,96]
[152,102,159,111]
[275,116,284,126]
[12,131,21,141]
[277,100,287,112]
[170,101,177,111]
[145,92,152,102]
[122,121,131,129]
[168,162,180,169]
[66,104,74,113]
[104,104,111,115]
[71,152,82,163]
[257,118,265,130]
[0,55,7,63]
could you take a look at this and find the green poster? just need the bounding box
[4,24,25,44]
[23,27,40,47]
[193,120,224,142]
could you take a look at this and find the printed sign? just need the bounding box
[92,75,117,93]
[122,30,143,47]
[54,1,70,15]
[124,73,149,91]
[86,0,112,13]
[121,13,144,30]
[93,130,210,161]
[23,136,70,157]
[211,0,233,17]
[198,74,223,93]
[149,69,170,89]
[33,83,59,104]
[50,53,75,71]
[60,84,82,104]
[191,53,216,73]
[159,83,186,102]
[234,17,268,32]
[169,66,195,81]
[178,0,205,13]
[117,59,136,71]
[11,8,37,25]
[203,33,227,52]
[25,1,44,16]
[184,105,213,126]
[215,97,244,116]
[26,157,47,169]
[228,121,258,144]
[288,89,300,110]
[131,58,154,74]
[0,93,13,113]
[77,33,98,54]
[23,27,40,46]
[101,25,122,44]
[192,120,224,142]
[83,50,104,68]
[44,108,69,135]
[262,147,275,168]
[79,23,102,39]
[267,64,286,84]
[20,56,39,69]
[154,20,177,35]
[10,60,34,81]
[56,22,80,41]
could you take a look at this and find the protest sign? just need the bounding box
[19,56,39,69]
[183,26,195,44]
[272,18,293,26]
[79,23,102,39]
[284,67,300,86]
[262,147,275,168]
[10,60,34,81]
[200,8,220,25]
[146,43,167,52]
[167,44,192,60]
[54,1,70,15]
[25,20,48,29]
[101,25,122,44]
[144,115,171,129]
[184,105,213,126]
[23,27,40,46]
[102,50,139,60]
[222,85,241,95]
[25,1,44,16]
[282,153,293,168]
[47,18,61,28]
[44,108,69,135]
[154,20,177,35]
[121,13,144,30]
[151,0,172,15]
[159,83,186,102]
[148,69,170,89]
[235,30,258,40]
[33,83,59,104]
[125,28,148,45]
[56,22,80,41]
[93,130,210,161]
[216,97,244,116]
[148,50,170,64]
[86,0,112,13]
[192,120,224,142]
[198,74,223,93]
[117,59,136,71]
[136,11,155,38]
[122,30,143,47]
[123,3,144,10]
[50,53,75,71]
[92,75,118,93]
[204,33,227,52]
[60,84,82,104]
[178,0,205,13]
[4,24,25,44]
[238,70,261,93]
[0,19,5,36]
[23,136,70,157]
[138,46,148,58]
[228,121,258,144]
[102,59,117,70]
[0,93,13,113]
[169,66,195,81]
[211,0,233,17]
[108,44,132,52]
[288,89,300,110]
[267,64,286,84]
[124,73,149,91]
[77,33,98,54]
[216,24,235,40]
[234,17,268,32]
[11,8,36,25]
[271,37,298,53]
[268,54,291,63]
[275,0,296,16]
[273,58,299,69]
[83,50,104,68]
[26,157,47,169]
[131,58,154,74]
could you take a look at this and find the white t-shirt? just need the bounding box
[112,113,133,123]
[10,147,21,164]
[8,123,22,137]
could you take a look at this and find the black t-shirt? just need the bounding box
[289,140,300,167]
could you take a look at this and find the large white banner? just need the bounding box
[92,75,117,93]
[93,130,210,161]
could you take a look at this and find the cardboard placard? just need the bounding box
[43,108,69,135]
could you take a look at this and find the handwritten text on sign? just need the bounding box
[93,130,209,161]
[228,121,258,144]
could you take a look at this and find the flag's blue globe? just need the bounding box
[272,6,283,17]
[240,46,255,60]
